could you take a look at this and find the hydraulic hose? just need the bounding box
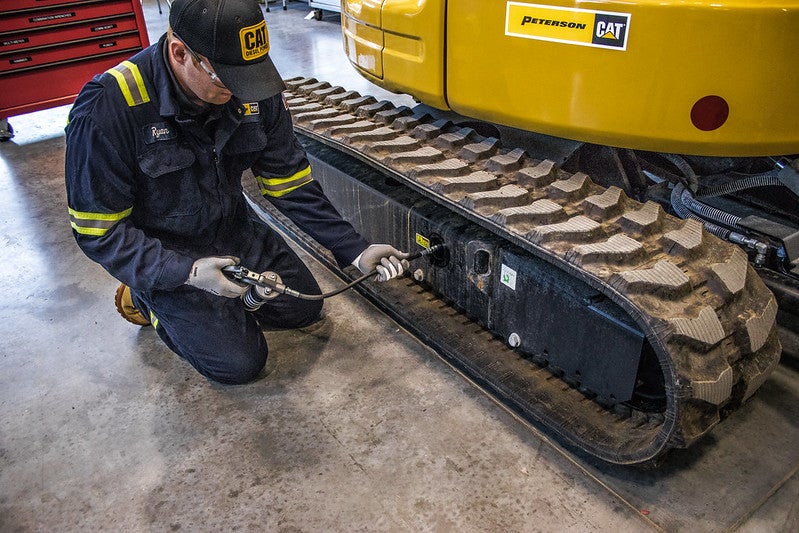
[698,171,782,198]
[676,183,744,230]
[670,183,732,240]
[670,183,770,265]
[658,153,699,192]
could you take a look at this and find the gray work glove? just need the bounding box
[185,256,248,298]
[354,244,410,282]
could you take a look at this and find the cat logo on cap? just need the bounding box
[239,20,270,61]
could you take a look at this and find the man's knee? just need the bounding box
[196,347,267,385]
[257,297,323,329]
[287,299,323,328]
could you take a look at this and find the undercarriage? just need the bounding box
[243,77,789,465]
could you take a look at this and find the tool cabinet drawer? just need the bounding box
[1,31,141,73]
[0,14,138,52]
[0,1,134,33]
[3,0,97,11]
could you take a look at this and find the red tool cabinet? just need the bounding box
[0,0,149,123]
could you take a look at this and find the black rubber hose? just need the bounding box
[277,244,447,300]
[680,184,744,229]
[698,170,782,197]
[659,153,699,192]
[670,183,732,240]
[283,270,377,301]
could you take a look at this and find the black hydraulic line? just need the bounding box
[670,183,733,239]
[698,171,782,197]
[658,152,699,192]
[670,183,773,267]
[649,157,792,244]
[679,184,744,229]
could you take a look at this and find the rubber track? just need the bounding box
[277,77,782,463]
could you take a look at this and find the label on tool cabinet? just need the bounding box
[92,24,118,32]
[2,38,29,48]
[500,264,517,290]
[29,12,76,23]
[505,2,631,51]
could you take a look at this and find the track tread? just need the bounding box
[566,234,644,267]
[669,306,726,348]
[528,215,602,245]
[609,260,692,297]
[492,199,566,231]
[460,138,501,162]
[461,184,530,214]
[430,171,498,200]
[515,160,558,188]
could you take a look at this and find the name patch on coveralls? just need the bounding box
[143,123,176,144]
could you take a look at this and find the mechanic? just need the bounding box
[64,0,409,384]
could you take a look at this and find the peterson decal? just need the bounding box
[505,2,630,51]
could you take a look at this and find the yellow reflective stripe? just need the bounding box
[107,60,150,107]
[256,166,313,198]
[149,311,159,329]
[68,207,132,236]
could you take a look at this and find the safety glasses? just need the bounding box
[173,33,224,86]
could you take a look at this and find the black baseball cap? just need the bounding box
[169,0,285,101]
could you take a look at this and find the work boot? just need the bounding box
[114,284,151,326]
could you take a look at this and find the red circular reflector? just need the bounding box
[691,95,729,131]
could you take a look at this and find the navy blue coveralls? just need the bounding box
[65,35,370,383]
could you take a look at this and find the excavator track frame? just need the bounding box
[247,78,782,464]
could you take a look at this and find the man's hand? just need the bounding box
[354,244,410,282]
[185,256,248,298]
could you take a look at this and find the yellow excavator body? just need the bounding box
[342,0,799,157]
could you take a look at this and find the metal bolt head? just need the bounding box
[413,269,425,282]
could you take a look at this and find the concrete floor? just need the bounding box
[1,2,797,531]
